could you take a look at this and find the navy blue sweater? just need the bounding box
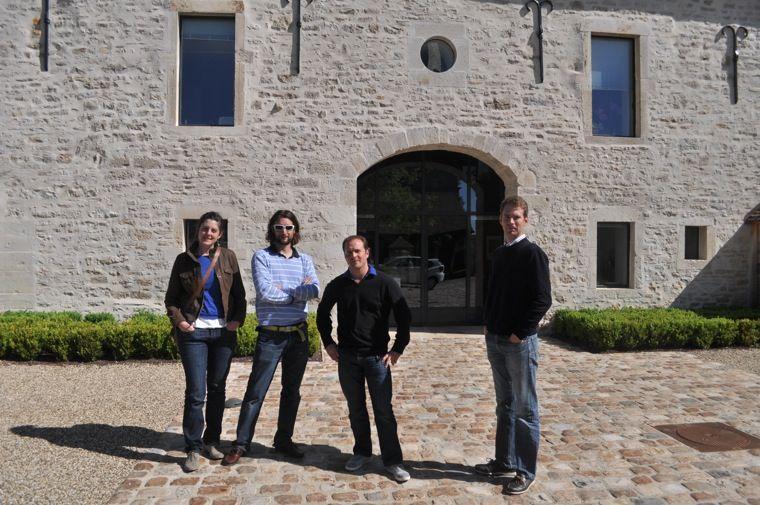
[317,269,411,356]
[484,238,552,339]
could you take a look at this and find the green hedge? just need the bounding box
[0,311,321,362]
[553,307,760,352]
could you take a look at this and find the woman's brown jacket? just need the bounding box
[164,246,247,328]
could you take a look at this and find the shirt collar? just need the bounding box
[504,234,526,248]
[342,264,377,280]
[267,245,300,258]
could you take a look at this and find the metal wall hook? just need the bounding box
[524,0,553,84]
[719,25,749,104]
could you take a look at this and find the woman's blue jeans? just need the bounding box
[338,349,403,466]
[177,327,236,453]
[485,333,540,480]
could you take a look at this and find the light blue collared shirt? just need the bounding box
[252,246,320,326]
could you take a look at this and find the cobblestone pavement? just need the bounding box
[109,331,760,504]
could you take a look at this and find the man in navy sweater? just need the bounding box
[317,235,412,483]
[474,196,552,495]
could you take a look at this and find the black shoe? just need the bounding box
[272,441,305,459]
[222,446,245,466]
[473,459,516,477]
[504,474,534,495]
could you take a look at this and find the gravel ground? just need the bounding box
[0,360,184,505]
[689,346,760,376]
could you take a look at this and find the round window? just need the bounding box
[420,38,456,73]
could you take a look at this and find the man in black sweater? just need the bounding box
[317,235,412,483]
[475,196,552,496]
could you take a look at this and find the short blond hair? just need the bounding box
[499,196,528,217]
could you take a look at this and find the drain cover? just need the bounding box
[654,422,760,452]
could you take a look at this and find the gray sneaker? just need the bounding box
[203,444,224,460]
[345,454,373,471]
[385,464,411,483]
[183,451,200,472]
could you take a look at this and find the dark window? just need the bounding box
[597,222,631,288]
[592,36,635,137]
[184,219,228,250]
[685,226,706,260]
[179,16,235,126]
[421,38,456,73]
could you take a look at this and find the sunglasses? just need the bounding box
[273,224,295,231]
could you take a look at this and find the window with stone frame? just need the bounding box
[179,16,236,126]
[684,226,707,260]
[591,36,635,137]
[597,222,632,288]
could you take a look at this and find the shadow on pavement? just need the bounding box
[10,424,184,464]
[228,442,493,484]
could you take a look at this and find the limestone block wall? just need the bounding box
[0,0,758,315]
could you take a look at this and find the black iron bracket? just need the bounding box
[284,0,314,76]
[524,0,553,84]
[719,25,749,104]
[41,0,50,71]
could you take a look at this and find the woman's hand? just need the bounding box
[178,321,195,333]
[226,321,240,331]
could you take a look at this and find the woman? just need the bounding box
[165,211,246,472]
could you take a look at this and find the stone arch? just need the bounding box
[347,128,537,194]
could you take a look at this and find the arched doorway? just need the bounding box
[357,150,506,325]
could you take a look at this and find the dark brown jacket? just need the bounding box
[164,246,247,328]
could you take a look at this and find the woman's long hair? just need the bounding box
[189,211,224,255]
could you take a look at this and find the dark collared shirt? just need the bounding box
[317,266,412,356]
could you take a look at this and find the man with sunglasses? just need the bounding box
[224,210,320,465]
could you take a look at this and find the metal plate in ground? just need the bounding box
[654,422,760,452]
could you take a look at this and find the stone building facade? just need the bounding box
[1,0,758,323]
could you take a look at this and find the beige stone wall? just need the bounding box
[0,0,758,315]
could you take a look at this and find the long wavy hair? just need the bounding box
[266,209,301,247]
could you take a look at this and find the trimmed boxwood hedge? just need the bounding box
[0,311,321,362]
[552,307,760,352]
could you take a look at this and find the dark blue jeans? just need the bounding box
[338,349,403,466]
[234,328,309,450]
[485,333,540,480]
[177,327,236,453]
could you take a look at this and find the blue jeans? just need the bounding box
[177,327,236,453]
[485,333,540,480]
[338,349,403,466]
[234,328,309,450]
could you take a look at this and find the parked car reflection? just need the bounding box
[379,256,445,290]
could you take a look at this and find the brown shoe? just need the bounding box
[223,446,245,465]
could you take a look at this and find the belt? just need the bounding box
[260,323,308,342]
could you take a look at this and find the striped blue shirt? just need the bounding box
[251,246,320,326]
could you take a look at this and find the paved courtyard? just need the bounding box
[109,330,760,504]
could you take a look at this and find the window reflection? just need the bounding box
[180,17,235,126]
[592,36,635,137]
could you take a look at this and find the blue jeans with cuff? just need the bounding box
[485,333,540,480]
[338,348,403,466]
[177,327,236,453]
[233,327,309,450]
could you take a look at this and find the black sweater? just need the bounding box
[317,270,412,356]
[484,238,552,339]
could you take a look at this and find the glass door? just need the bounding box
[357,151,504,325]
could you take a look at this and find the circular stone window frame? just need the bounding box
[420,36,457,73]
[407,22,469,87]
